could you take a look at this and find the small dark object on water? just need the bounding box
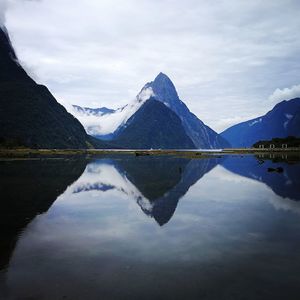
[267,167,284,173]
[135,152,150,157]
[277,167,284,173]
[195,153,201,156]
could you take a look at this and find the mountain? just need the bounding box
[73,105,115,116]
[221,98,300,148]
[113,98,195,149]
[72,73,230,149]
[141,73,229,148]
[0,26,108,149]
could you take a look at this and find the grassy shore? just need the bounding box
[0,147,299,160]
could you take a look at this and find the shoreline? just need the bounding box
[0,148,299,160]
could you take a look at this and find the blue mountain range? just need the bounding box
[221,98,300,147]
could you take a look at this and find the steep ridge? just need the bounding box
[140,73,230,148]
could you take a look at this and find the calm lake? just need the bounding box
[1,154,300,300]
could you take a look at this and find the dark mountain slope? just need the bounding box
[114,98,196,149]
[0,26,108,149]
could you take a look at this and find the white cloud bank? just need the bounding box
[72,87,155,136]
[268,84,300,105]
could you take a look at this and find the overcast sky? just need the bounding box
[2,0,300,132]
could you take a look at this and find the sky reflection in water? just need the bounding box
[0,155,300,300]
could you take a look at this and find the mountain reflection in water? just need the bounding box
[222,154,300,201]
[70,157,219,226]
[0,154,300,300]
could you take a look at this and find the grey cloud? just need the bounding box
[0,0,42,26]
[0,0,9,26]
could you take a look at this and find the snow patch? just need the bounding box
[284,113,293,129]
[137,87,155,102]
[249,118,262,127]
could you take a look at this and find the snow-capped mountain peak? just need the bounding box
[70,73,180,138]
[70,73,229,148]
[141,72,180,108]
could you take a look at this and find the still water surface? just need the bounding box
[0,154,300,300]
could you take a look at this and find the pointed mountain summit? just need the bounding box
[0,26,108,149]
[137,73,230,148]
[142,72,180,108]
